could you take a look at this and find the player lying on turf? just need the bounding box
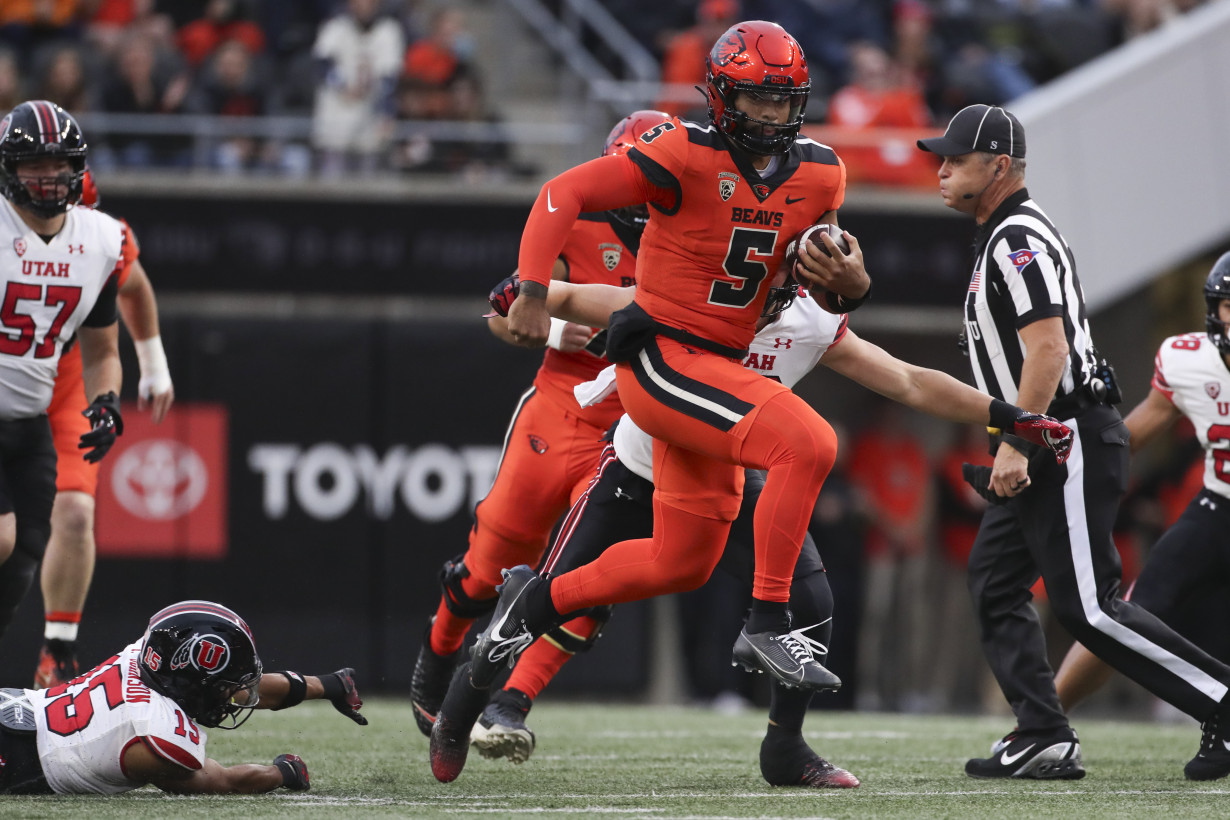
[0,600,366,795]
[428,252,1074,785]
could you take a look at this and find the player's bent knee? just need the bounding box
[51,492,95,542]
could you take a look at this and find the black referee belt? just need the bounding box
[1047,389,1102,420]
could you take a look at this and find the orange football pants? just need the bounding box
[550,338,837,612]
[46,345,99,496]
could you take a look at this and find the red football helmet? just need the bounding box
[705,21,809,156]
[602,109,673,158]
[602,109,673,230]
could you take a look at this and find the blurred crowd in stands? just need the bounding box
[0,0,1207,179]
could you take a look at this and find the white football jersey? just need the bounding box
[27,641,208,794]
[1151,332,1230,500]
[614,295,848,481]
[0,199,126,420]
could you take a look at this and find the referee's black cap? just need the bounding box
[917,104,1026,158]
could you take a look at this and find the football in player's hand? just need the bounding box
[791,222,850,259]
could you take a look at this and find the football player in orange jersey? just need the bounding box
[34,167,176,689]
[409,110,673,737]
[430,21,1071,782]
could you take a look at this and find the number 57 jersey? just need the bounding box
[27,641,208,794]
[0,198,131,420]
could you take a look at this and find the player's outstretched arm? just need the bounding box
[1122,386,1182,454]
[259,668,367,725]
[124,743,304,794]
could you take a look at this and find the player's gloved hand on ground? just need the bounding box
[320,667,367,725]
[961,463,1010,506]
[78,391,124,463]
[1010,412,1073,464]
[484,273,520,318]
[273,753,310,790]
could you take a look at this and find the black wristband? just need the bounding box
[988,398,1019,431]
[273,671,307,710]
[824,278,872,313]
[318,670,345,701]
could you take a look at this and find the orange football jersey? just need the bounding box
[531,212,636,427]
[628,119,846,350]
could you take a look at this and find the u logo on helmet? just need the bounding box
[170,633,231,672]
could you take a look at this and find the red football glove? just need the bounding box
[484,274,520,318]
[273,754,310,791]
[1012,412,1073,464]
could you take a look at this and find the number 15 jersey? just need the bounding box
[27,641,207,794]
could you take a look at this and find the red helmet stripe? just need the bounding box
[149,601,255,640]
[25,101,58,145]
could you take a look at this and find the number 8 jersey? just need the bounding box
[26,641,207,794]
[0,197,132,420]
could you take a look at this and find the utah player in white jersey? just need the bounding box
[1053,255,1230,777]
[0,600,367,795]
[0,101,125,643]
[433,265,1073,787]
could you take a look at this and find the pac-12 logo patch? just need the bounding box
[1206,382,1221,400]
[718,171,739,201]
[1007,249,1036,273]
[12,238,25,257]
[599,243,622,271]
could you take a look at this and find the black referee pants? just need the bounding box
[968,404,1230,732]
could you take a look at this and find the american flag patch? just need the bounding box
[969,271,981,292]
[1007,249,1036,273]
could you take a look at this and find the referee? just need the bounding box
[919,104,1230,781]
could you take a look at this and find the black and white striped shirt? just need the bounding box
[963,188,1096,405]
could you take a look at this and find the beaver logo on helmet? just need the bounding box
[711,31,748,67]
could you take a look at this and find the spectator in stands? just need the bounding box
[310,0,404,176]
[85,0,175,59]
[745,0,888,90]
[0,49,22,113]
[826,40,937,187]
[189,37,274,173]
[0,0,84,64]
[401,6,475,97]
[655,0,740,119]
[36,45,92,113]
[393,64,520,181]
[175,0,265,69]
[98,30,192,167]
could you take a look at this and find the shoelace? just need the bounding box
[775,631,816,667]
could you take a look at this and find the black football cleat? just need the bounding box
[732,626,841,692]
[429,662,491,783]
[471,687,536,763]
[1185,707,1230,781]
[761,732,859,788]
[411,618,465,737]
[470,566,543,689]
[965,727,1084,779]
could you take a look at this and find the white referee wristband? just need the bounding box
[546,317,567,351]
[133,335,172,397]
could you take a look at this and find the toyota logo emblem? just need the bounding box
[110,439,209,520]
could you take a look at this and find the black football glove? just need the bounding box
[484,273,520,318]
[273,753,310,791]
[319,667,367,725]
[961,463,1010,506]
[78,392,123,463]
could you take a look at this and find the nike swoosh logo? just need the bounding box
[547,190,558,212]
[747,640,803,681]
[1000,743,1036,766]
[785,196,805,204]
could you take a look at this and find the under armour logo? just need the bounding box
[66,244,84,254]
[1200,496,1218,511]
[614,487,633,501]
[773,338,792,349]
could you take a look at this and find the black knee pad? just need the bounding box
[543,605,614,655]
[438,554,498,619]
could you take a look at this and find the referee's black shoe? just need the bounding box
[965,727,1085,779]
[1185,707,1230,780]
